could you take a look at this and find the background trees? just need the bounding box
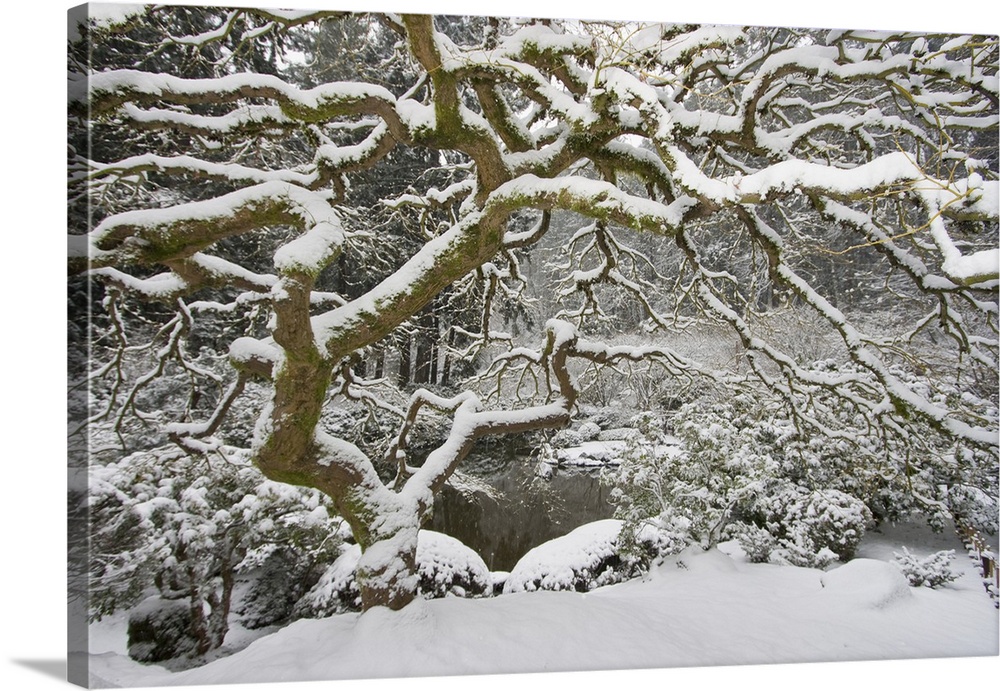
[70,5,997,618]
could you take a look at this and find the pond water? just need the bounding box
[428,439,616,572]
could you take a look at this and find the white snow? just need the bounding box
[415,530,491,596]
[504,518,628,593]
[92,153,314,186]
[120,103,290,134]
[86,4,145,30]
[819,559,913,609]
[654,26,743,66]
[228,337,280,370]
[90,268,187,298]
[86,520,997,687]
[272,217,345,274]
[86,70,396,113]
[942,248,999,285]
[554,440,627,465]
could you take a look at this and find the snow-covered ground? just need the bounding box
[550,433,681,467]
[86,520,997,688]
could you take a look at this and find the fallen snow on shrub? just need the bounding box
[295,544,363,617]
[297,530,491,616]
[415,530,491,598]
[892,547,959,588]
[596,427,641,441]
[764,488,874,568]
[577,421,601,442]
[504,519,648,593]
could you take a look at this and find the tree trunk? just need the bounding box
[414,337,432,384]
[440,325,454,386]
[414,309,436,385]
[397,332,412,387]
[185,540,237,655]
[355,526,420,610]
[207,538,238,650]
[430,312,440,385]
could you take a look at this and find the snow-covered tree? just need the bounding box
[70,6,998,611]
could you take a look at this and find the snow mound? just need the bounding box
[415,530,491,598]
[298,531,490,616]
[504,519,646,593]
[554,440,628,466]
[820,558,913,608]
[664,544,740,574]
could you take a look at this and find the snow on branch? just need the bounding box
[118,103,291,137]
[491,174,697,231]
[78,182,344,273]
[743,212,997,448]
[79,70,401,125]
[89,154,319,188]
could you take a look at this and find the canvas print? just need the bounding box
[68,3,999,688]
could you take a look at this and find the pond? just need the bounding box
[428,439,616,572]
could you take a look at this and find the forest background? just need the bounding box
[1,1,996,690]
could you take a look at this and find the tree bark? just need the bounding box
[398,332,412,387]
[356,526,420,610]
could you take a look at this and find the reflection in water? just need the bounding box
[428,440,616,572]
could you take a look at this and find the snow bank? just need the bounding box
[820,559,912,609]
[88,539,997,687]
[504,519,640,593]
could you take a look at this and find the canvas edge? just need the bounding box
[67,3,92,688]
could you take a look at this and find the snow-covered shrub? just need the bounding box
[947,467,999,538]
[503,519,659,594]
[578,405,628,431]
[577,421,601,442]
[729,523,777,564]
[627,410,667,436]
[608,397,785,552]
[597,427,640,442]
[778,364,999,534]
[235,545,326,629]
[608,395,876,568]
[733,488,874,569]
[551,427,582,448]
[294,545,363,617]
[127,596,200,663]
[415,530,492,598]
[892,548,959,588]
[89,446,343,658]
[296,531,491,616]
[762,488,873,568]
